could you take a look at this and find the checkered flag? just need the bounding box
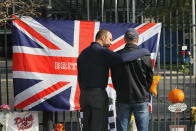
[108,99,116,131]
[106,80,117,131]
[79,85,117,131]
[79,102,116,131]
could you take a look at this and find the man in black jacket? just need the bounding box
[111,28,153,131]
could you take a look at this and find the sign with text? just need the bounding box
[168,103,187,112]
[170,125,187,131]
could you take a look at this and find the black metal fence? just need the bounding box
[0,0,195,131]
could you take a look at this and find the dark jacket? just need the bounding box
[77,42,150,89]
[111,43,153,104]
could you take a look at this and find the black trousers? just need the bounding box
[80,88,109,131]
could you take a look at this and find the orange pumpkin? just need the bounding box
[168,89,184,103]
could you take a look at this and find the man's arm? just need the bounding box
[144,56,153,89]
[121,48,150,62]
[103,48,150,66]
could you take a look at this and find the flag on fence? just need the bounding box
[12,16,161,112]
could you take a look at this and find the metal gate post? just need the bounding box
[192,0,196,75]
[43,112,54,131]
[0,74,1,105]
[4,22,9,105]
[87,0,90,21]
[101,0,104,22]
[132,0,135,23]
[126,0,129,23]
[114,0,118,23]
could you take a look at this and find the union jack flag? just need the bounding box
[12,16,161,111]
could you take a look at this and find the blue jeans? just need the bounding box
[116,102,149,131]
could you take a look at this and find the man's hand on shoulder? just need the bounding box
[139,48,150,56]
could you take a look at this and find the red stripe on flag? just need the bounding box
[15,81,70,109]
[149,105,152,112]
[109,38,125,51]
[13,53,77,75]
[74,82,81,110]
[13,15,60,50]
[108,84,114,89]
[78,21,95,54]
[74,21,95,110]
[152,59,155,69]
[109,23,158,51]
[137,23,157,35]
[108,70,111,77]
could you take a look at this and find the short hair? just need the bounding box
[124,28,139,42]
[95,29,110,40]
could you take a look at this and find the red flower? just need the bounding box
[0,104,10,111]
[180,50,185,55]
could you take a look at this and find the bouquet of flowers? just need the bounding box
[0,105,10,112]
[0,104,10,131]
[191,107,196,131]
[149,76,161,96]
[55,123,65,131]
[191,107,196,123]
